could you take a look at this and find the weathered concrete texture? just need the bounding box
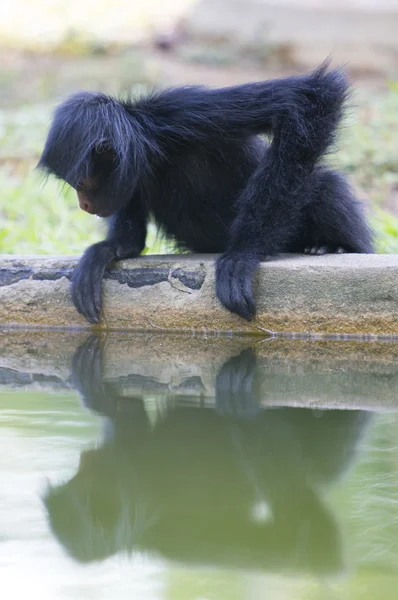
[1,254,398,335]
[1,331,398,411]
[185,0,398,72]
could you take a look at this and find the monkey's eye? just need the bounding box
[77,181,91,192]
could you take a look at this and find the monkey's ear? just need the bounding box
[94,141,114,155]
[93,143,117,166]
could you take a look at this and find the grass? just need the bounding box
[335,84,398,252]
[0,165,173,256]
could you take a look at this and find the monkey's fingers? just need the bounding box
[216,253,258,321]
[304,245,344,255]
[72,267,101,323]
[91,267,105,322]
[72,275,99,324]
[71,242,115,324]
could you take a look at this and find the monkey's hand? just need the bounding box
[72,241,117,324]
[215,252,260,321]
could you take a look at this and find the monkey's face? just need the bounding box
[38,91,142,218]
[76,179,113,218]
[75,147,120,218]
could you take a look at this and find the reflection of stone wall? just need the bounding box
[185,0,398,71]
[2,331,398,411]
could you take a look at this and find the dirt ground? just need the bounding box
[0,43,390,108]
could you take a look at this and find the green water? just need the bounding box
[0,332,397,599]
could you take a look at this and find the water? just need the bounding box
[0,330,397,600]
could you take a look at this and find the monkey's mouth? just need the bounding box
[95,210,113,218]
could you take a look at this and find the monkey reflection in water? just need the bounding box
[45,337,371,574]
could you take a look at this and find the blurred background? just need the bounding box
[1,0,397,255]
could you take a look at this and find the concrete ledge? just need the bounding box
[1,254,398,335]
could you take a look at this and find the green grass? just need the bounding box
[0,167,102,255]
[0,166,173,255]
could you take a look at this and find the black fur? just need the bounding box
[38,61,373,323]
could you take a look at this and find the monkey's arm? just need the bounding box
[142,63,347,144]
[214,66,350,320]
[72,201,147,324]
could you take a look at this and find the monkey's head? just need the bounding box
[38,92,156,217]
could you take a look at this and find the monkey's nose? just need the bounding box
[78,197,96,214]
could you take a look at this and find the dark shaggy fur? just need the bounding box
[38,61,373,323]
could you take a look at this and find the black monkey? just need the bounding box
[38,62,373,323]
